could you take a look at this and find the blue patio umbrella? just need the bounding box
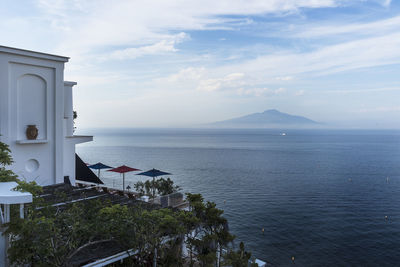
[136,169,171,178]
[88,162,113,180]
[136,169,172,198]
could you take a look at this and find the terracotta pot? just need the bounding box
[26,125,38,140]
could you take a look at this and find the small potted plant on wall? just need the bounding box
[73,110,77,133]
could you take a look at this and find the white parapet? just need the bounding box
[254,258,267,266]
[0,182,33,267]
[0,182,32,205]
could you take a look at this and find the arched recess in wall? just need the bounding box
[17,74,47,140]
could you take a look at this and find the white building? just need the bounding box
[0,45,92,186]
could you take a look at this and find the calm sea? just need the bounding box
[76,128,400,266]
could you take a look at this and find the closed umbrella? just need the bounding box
[108,165,141,193]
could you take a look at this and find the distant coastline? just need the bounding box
[203,109,322,129]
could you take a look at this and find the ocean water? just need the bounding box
[76,128,400,266]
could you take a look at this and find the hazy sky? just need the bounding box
[1,0,400,128]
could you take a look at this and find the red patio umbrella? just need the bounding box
[107,165,141,193]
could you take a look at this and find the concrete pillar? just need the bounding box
[64,82,75,137]
[4,204,9,223]
[0,230,6,267]
[19,204,24,219]
[1,204,10,267]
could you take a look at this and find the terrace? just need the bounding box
[1,181,189,266]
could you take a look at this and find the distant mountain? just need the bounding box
[209,109,320,128]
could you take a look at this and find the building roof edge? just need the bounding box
[0,45,69,62]
[64,81,78,86]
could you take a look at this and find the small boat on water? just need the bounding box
[280,132,286,136]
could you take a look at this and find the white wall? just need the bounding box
[9,63,56,185]
[17,74,47,140]
[0,46,92,186]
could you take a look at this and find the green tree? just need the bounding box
[186,193,236,267]
[6,197,188,267]
[177,209,200,266]
[156,177,180,195]
[223,242,256,267]
[0,139,17,182]
[138,208,185,266]
[134,177,180,197]
[6,200,111,266]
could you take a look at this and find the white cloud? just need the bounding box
[160,23,400,96]
[32,0,345,57]
[381,0,391,7]
[275,76,294,81]
[107,41,177,60]
[325,87,400,94]
[156,30,400,98]
[197,73,245,92]
[357,106,400,113]
[167,67,207,83]
[212,31,400,81]
[105,32,188,60]
[293,15,400,38]
[237,87,286,97]
[164,68,246,93]
[275,87,287,94]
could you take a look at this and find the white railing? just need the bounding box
[153,192,188,209]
